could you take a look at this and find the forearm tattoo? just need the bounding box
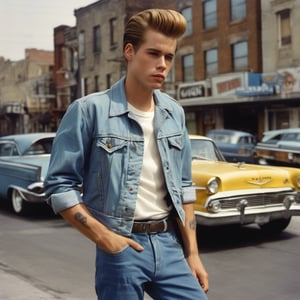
[189,218,197,231]
[74,212,90,229]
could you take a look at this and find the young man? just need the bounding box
[45,9,208,300]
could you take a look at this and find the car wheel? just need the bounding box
[259,217,291,234]
[10,189,30,215]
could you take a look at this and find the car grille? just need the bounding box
[219,193,287,209]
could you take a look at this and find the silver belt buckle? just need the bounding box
[162,219,168,232]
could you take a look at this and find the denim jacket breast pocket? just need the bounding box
[166,134,183,167]
[92,136,129,211]
[96,136,128,154]
[95,135,129,177]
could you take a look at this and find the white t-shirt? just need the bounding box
[128,103,172,220]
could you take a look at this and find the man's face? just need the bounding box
[126,29,177,91]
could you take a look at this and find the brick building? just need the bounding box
[0,49,55,134]
[178,0,300,139]
[54,0,300,139]
[53,25,78,127]
[259,0,300,131]
[177,0,263,135]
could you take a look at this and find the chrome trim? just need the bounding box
[205,187,294,207]
[256,145,300,155]
[9,184,46,203]
[195,202,300,226]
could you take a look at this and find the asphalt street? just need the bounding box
[0,262,152,300]
[1,203,300,300]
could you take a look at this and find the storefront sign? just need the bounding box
[211,73,245,96]
[177,82,206,100]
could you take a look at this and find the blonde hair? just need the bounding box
[123,9,186,51]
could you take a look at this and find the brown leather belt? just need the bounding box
[132,218,174,234]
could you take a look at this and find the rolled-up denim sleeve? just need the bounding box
[48,190,83,214]
[181,124,196,204]
[182,185,196,204]
[45,100,90,213]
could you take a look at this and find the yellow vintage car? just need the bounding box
[190,135,300,233]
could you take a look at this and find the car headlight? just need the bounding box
[207,177,220,194]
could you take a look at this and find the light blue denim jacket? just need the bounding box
[45,77,194,236]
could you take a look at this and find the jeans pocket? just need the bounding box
[100,244,130,256]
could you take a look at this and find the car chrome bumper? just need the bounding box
[195,202,300,226]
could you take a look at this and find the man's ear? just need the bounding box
[124,43,134,61]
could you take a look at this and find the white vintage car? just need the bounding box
[256,128,300,167]
[0,132,55,215]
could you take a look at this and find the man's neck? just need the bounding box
[125,78,155,112]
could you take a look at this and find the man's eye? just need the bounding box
[165,55,174,61]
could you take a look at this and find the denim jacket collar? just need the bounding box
[109,77,173,118]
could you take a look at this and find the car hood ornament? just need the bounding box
[247,176,272,186]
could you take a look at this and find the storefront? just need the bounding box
[178,70,300,140]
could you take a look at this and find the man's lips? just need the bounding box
[152,74,165,81]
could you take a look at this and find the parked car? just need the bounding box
[256,128,300,167]
[206,129,257,163]
[0,132,55,215]
[190,135,300,233]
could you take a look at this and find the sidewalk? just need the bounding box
[0,267,152,300]
[0,267,78,300]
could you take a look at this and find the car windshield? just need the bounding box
[190,139,221,161]
[206,133,239,144]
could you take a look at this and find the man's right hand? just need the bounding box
[59,203,144,253]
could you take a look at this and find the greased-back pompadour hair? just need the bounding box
[123,9,186,51]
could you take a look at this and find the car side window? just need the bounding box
[25,143,46,155]
[24,138,54,155]
[11,146,19,155]
[239,137,247,144]
[240,136,254,145]
[0,143,18,156]
[283,133,296,141]
[265,134,282,144]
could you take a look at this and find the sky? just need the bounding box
[0,0,96,61]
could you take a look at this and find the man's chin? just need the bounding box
[151,82,164,90]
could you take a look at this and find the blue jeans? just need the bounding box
[95,230,208,300]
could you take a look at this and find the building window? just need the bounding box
[231,0,246,21]
[205,48,218,77]
[185,112,197,134]
[81,77,88,96]
[109,18,117,47]
[181,7,192,36]
[93,25,101,53]
[182,54,194,82]
[277,9,292,47]
[94,75,99,92]
[78,31,85,59]
[106,74,112,89]
[268,109,290,130]
[232,41,248,71]
[66,48,74,72]
[203,0,217,29]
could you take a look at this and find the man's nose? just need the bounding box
[157,56,167,69]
